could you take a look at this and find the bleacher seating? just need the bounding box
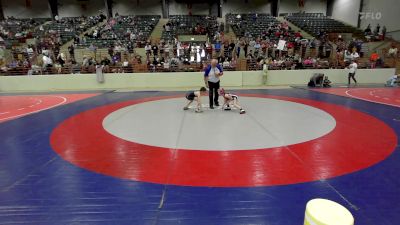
[77,15,160,49]
[161,15,218,41]
[33,16,102,45]
[285,13,361,37]
[0,18,50,47]
[0,11,395,76]
[226,13,282,39]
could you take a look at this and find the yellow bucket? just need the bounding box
[304,199,354,225]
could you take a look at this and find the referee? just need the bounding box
[204,59,224,109]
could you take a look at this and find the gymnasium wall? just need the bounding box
[58,0,106,17]
[1,0,330,19]
[169,1,209,16]
[331,0,360,27]
[2,0,51,18]
[360,0,400,35]
[279,0,327,15]
[222,0,271,17]
[113,0,162,16]
[389,31,400,42]
[0,69,395,92]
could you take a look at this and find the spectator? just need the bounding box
[370,51,379,68]
[82,56,89,67]
[223,42,229,57]
[323,76,332,87]
[26,45,34,58]
[164,42,170,58]
[382,26,387,40]
[247,50,255,59]
[42,48,49,57]
[233,41,240,59]
[108,46,114,58]
[165,23,171,32]
[57,53,66,67]
[348,60,358,86]
[42,54,53,74]
[88,43,97,53]
[344,49,352,63]
[214,41,221,55]
[325,42,332,58]
[388,45,398,58]
[206,42,213,59]
[244,41,249,57]
[68,44,75,59]
[374,24,380,35]
[376,56,384,68]
[145,42,151,58]
[303,57,313,66]
[308,73,325,87]
[54,63,62,74]
[159,42,164,57]
[71,60,81,74]
[152,43,159,56]
[364,24,371,35]
[249,39,256,52]
[351,50,360,60]
[122,59,130,72]
[111,54,119,65]
[163,57,170,70]
[254,41,261,56]
[386,74,399,87]
[42,54,53,67]
[100,57,111,72]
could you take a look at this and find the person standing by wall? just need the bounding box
[388,45,398,58]
[308,73,325,87]
[386,74,399,87]
[348,60,358,87]
[382,26,387,40]
[204,59,223,109]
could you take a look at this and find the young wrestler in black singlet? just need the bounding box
[183,87,207,113]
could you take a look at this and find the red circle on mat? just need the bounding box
[50,94,397,187]
[0,95,66,122]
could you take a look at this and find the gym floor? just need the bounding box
[0,87,399,225]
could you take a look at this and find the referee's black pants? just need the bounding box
[208,81,220,108]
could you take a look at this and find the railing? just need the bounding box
[0,64,226,76]
[2,59,394,76]
[386,30,400,43]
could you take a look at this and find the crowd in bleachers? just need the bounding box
[0,17,50,43]
[161,15,219,41]
[285,13,359,37]
[0,12,397,76]
[79,14,160,49]
[0,15,107,75]
[33,15,106,45]
[225,13,332,70]
[363,23,387,42]
[0,17,51,68]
